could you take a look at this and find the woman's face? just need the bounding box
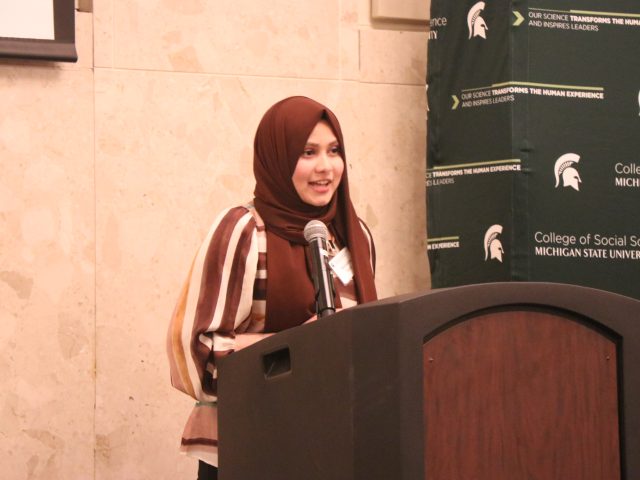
[292,120,344,207]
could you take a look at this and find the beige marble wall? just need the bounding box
[0,12,95,479]
[1,1,429,478]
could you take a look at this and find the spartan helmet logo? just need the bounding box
[468,2,488,39]
[484,224,504,262]
[554,153,582,191]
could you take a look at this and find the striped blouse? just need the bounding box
[167,202,375,466]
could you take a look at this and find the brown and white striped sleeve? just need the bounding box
[359,218,376,275]
[167,206,259,402]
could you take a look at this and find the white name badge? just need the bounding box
[329,247,354,285]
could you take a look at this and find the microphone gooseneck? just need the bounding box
[303,220,336,318]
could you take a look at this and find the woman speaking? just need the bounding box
[167,96,377,479]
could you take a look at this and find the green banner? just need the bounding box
[427,0,640,298]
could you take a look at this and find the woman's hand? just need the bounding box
[304,315,318,324]
[234,333,274,351]
[304,308,343,324]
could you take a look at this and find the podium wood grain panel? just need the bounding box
[423,309,621,480]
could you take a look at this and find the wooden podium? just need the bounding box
[217,282,640,479]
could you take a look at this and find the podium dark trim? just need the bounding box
[218,282,640,479]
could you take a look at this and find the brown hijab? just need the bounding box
[253,96,377,331]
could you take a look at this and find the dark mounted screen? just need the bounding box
[0,0,77,62]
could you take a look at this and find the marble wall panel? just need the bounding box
[0,67,95,479]
[51,11,94,70]
[93,0,114,68]
[74,12,95,69]
[350,83,430,295]
[360,29,428,85]
[372,0,430,22]
[340,0,361,81]
[94,0,361,80]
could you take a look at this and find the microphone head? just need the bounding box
[303,220,328,243]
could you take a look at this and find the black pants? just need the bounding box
[197,461,218,480]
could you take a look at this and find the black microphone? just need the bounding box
[303,220,336,318]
